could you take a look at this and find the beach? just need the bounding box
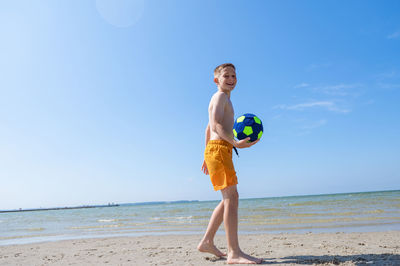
[1,231,399,265]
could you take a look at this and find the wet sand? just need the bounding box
[0,231,399,265]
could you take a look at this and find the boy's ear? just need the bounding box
[213,77,219,85]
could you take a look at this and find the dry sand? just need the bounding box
[0,231,399,265]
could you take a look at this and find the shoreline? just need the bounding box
[1,231,399,265]
[2,223,399,247]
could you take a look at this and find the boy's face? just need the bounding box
[215,66,237,92]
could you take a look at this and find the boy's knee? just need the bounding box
[221,185,239,200]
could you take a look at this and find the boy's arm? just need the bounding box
[205,123,210,147]
[201,124,210,175]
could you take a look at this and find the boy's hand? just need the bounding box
[201,160,209,175]
[234,138,259,149]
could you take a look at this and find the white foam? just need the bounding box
[98,219,116,223]
[176,216,193,220]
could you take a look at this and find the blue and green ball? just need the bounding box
[233,113,263,142]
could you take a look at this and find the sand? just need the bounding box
[0,231,399,265]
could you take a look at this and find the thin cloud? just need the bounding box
[295,119,328,136]
[271,114,282,120]
[387,30,400,39]
[377,83,400,90]
[294,82,362,97]
[300,119,327,130]
[362,100,375,105]
[275,101,350,113]
[311,83,362,97]
[375,71,398,79]
[294,83,310,88]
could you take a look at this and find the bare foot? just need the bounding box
[241,251,263,264]
[197,240,226,257]
[227,253,258,264]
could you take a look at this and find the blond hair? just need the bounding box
[214,63,236,78]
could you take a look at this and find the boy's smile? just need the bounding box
[215,66,237,92]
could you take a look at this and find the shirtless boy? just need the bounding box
[197,63,262,264]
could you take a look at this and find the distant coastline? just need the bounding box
[0,200,200,213]
[120,200,199,207]
[0,203,120,213]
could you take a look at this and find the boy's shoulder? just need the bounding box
[211,91,228,101]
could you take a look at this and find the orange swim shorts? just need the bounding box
[204,140,238,191]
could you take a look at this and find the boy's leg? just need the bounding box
[197,200,226,257]
[221,185,262,264]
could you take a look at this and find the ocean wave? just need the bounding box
[176,216,193,220]
[98,219,116,223]
[26,227,45,232]
[364,209,384,214]
[288,200,346,207]
[69,223,127,230]
[252,208,282,212]
[150,216,197,221]
[240,216,400,226]
[97,218,132,223]
[0,233,58,241]
[287,211,368,217]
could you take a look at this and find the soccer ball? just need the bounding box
[233,113,263,142]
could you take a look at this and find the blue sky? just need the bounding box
[1,0,399,210]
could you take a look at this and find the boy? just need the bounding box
[197,63,262,264]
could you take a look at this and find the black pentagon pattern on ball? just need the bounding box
[233,113,263,142]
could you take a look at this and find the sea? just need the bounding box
[0,190,399,246]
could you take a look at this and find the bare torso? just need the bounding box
[208,92,234,141]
